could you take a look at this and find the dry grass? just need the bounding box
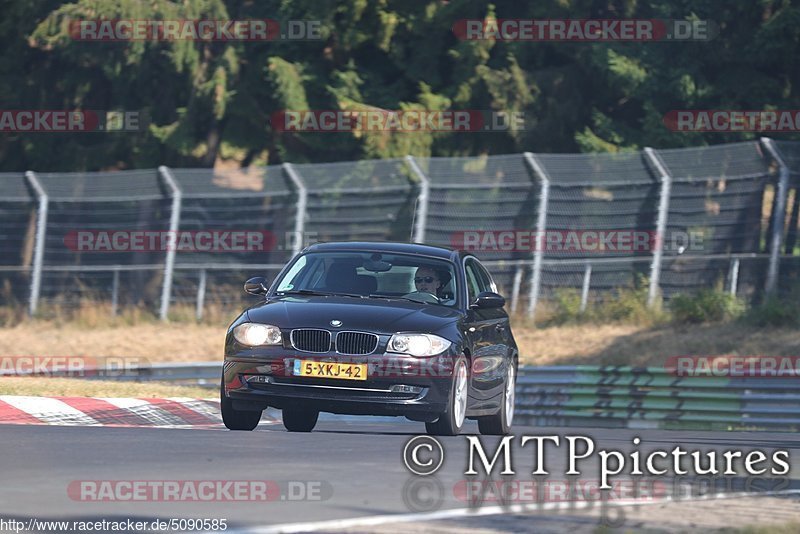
[0,321,224,363]
[514,323,644,365]
[0,377,213,398]
[0,299,244,330]
[514,322,800,366]
[729,524,800,534]
[2,318,799,369]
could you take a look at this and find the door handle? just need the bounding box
[495,324,506,332]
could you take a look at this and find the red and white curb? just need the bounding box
[0,395,275,429]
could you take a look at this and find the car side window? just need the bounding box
[474,261,497,293]
[464,260,482,303]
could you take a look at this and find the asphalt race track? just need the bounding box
[1,419,799,533]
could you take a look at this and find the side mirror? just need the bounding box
[244,277,269,296]
[471,291,506,309]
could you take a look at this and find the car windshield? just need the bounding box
[273,251,458,307]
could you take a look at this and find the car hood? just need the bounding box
[245,295,462,335]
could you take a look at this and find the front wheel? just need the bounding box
[282,406,319,432]
[426,356,469,436]
[477,361,515,435]
[220,379,262,431]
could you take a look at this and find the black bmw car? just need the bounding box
[221,242,518,435]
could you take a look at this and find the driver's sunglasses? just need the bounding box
[414,276,436,284]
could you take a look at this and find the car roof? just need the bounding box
[304,241,461,261]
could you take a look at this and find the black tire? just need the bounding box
[282,406,319,432]
[425,356,469,436]
[220,379,262,431]
[477,361,516,435]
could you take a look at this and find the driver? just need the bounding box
[414,267,442,297]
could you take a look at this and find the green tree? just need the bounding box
[0,0,796,171]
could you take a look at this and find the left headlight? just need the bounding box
[233,323,282,347]
[387,333,451,357]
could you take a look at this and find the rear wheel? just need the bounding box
[220,379,262,431]
[426,357,468,436]
[282,406,319,432]
[477,362,515,435]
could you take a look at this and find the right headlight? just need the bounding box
[233,323,282,347]
[387,333,451,357]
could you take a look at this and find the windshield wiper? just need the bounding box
[278,289,332,297]
[330,292,365,298]
[368,294,432,305]
[279,289,364,298]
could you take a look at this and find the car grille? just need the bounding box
[291,329,332,353]
[336,331,379,355]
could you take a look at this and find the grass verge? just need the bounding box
[0,377,213,398]
[719,523,800,534]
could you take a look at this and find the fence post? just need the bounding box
[761,138,790,295]
[158,166,182,321]
[25,171,48,316]
[580,263,592,313]
[196,268,207,321]
[728,258,740,297]
[283,163,307,257]
[523,152,550,319]
[785,187,800,254]
[405,156,430,244]
[111,267,120,316]
[510,265,523,314]
[643,148,672,308]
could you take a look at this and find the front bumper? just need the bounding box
[222,352,459,420]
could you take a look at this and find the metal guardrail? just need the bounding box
[80,361,222,387]
[133,362,221,385]
[516,366,800,431]
[35,362,800,431]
